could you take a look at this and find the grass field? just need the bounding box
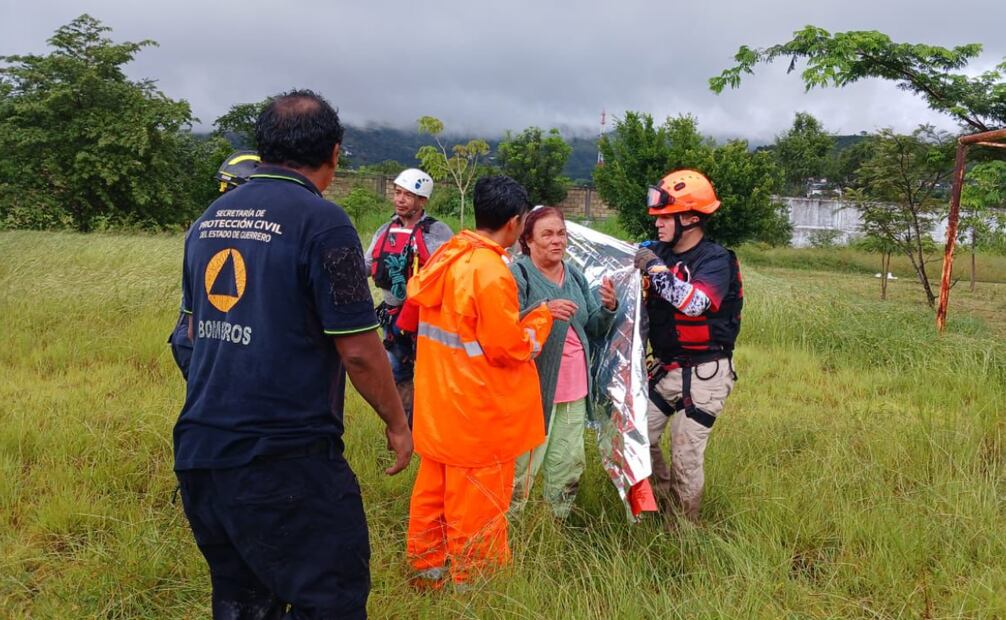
[1,230,1005,619]
[736,244,1006,285]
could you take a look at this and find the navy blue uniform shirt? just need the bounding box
[175,166,378,470]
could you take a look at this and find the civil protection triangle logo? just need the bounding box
[204,248,246,312]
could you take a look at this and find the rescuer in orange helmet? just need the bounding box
[633,169,744,524]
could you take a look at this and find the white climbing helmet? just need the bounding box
[393,168,434,199]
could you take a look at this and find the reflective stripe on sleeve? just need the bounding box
[525,327,541,357]
[418,322,485,358]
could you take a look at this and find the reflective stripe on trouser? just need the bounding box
[646,359,734,521]
[407,457,515,584]
[510,398,586,518]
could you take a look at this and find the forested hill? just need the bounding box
[342,126,602,183]
[218,125,870,185]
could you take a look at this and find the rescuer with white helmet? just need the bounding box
[364,168,453,425]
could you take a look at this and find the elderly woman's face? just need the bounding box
[529,215,567,266]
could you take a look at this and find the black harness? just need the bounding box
[647,358,735,429]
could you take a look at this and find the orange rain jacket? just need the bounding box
[407,230,554,468]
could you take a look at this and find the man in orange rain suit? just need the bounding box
[405,175,557,589]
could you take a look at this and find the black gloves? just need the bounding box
[634,247,660,271]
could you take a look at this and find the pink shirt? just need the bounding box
[554,326,588,403]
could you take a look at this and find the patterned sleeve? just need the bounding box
[645,263,711,317]
[305,226,380,335]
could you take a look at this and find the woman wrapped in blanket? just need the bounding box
[509,206,618,518]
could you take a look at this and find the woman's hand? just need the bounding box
[599,276,617,311]
[546,299,578,322]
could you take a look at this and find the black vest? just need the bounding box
[645,238,743,364]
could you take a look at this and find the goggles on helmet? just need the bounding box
[646,186,675,210]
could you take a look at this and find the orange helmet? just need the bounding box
[646,169,720,216]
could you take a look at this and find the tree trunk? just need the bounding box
[908,211,936,308]
[880,252,890,300]
[970,229,977,293]
[918,263,936,309]
[70,202,89,232]
[453,177,465,230]
[905,245,936,308]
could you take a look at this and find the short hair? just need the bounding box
[473,176,531,231]
[519,206,565,255]
[255,89,344,169]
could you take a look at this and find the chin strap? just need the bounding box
[667,213,703,247]
[399,207,423,222]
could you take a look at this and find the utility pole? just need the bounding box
[596,109,606,166]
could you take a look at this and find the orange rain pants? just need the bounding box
[406,458,516,584]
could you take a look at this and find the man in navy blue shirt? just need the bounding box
[175,90,412,619]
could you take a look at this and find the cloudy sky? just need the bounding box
[3,1,1003,143]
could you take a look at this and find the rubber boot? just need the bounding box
[396,381,414,428]
[409,566,447,591]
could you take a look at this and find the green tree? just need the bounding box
[593,112,789,246]
[850,126,955,308]
[593,113,691,240]
[355,160,406,176]
[960,161,1006,289]
[828,134,876,192]
[416,116,489,229]
[176,133,234,220]
[772,112,834,194]
[705,140,791,246]
[212,97,355,168]
[710,26,1006,132]
[0,14,214,231]
[425,162,498,221]
[847,189,901,300]
[496,127,572,205]
[213,100,270,148]
[341,185,392,228]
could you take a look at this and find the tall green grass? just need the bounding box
[737,244,1006,284]
[1,230,1004,618]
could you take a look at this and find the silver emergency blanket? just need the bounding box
[563,222,650,520]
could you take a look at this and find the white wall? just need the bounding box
[779,197,951,247]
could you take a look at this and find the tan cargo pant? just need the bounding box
[646,358,735,521]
